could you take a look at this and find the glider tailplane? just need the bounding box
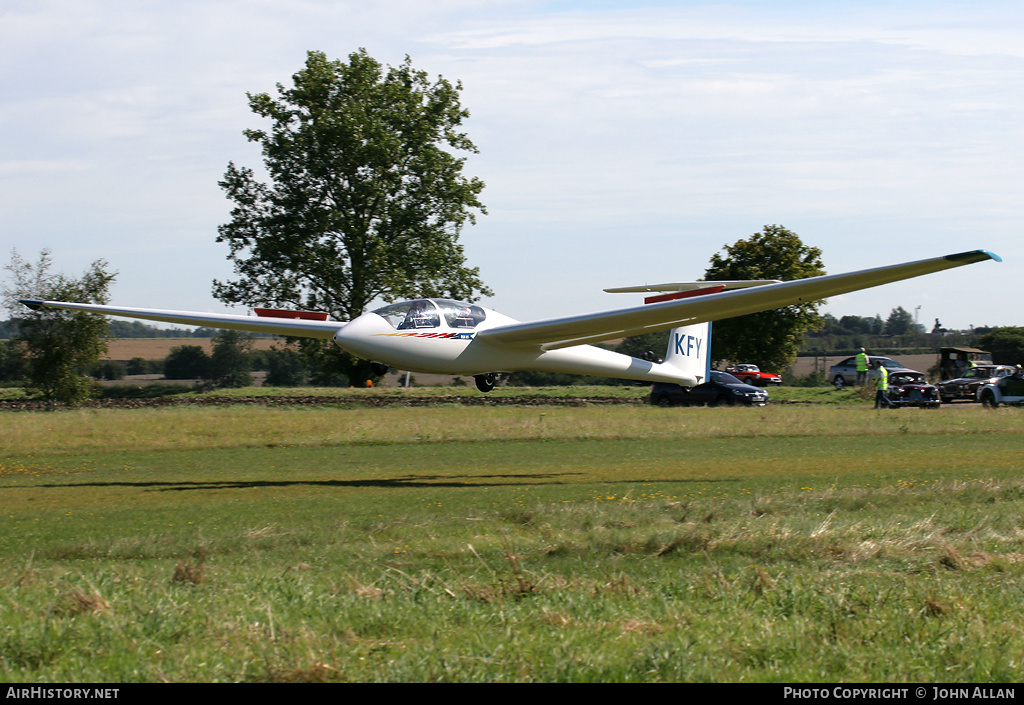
[662,321,711,385]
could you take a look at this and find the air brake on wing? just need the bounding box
[604,280,780,305]
[253,308,330,321]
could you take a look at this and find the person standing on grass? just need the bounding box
[873,360,893,409]
[856,348,870,386]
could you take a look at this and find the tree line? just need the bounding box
[802,308,1002,354]
[0,318,234,340]
[0,329,353,392]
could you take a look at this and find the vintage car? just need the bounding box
[650,371,769,407]
[882,371,941,408]
[938,346,993,380]
[724,363,782,387]
[937,365,1016,403]
[828,355,915,388]
[977,372,1024,408]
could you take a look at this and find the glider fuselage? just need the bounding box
[333,298,701,385]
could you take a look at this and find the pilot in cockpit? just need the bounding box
[398,301,440,329]
[451,306,476,328]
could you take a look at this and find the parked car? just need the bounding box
[828,356,913,388]
[939,346,993,380]
[725,363,782,387]
[937,365,1016,403]
[977,371,1024,408]
[650,371,769,407]
[883,371,941,408]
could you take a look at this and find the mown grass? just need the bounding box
[2,400,1013,455]
[1,380,868,404]
[1,402,1023,682]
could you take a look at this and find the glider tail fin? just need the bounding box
[662,321,712,385]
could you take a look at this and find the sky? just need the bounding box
[2,0,1022,331]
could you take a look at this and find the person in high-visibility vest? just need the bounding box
[856,348,870,385]
[873,360,893,408]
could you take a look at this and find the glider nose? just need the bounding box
[332,318,355,348]
[332,313,383,358]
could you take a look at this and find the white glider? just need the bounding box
[21,249,1000,391]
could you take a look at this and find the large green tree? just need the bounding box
[703,225,826,373]
[215,49,492,384]
[3,250,116,406]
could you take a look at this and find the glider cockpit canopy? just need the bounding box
[373,298,488,331]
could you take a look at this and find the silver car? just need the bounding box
[978,371,1024,408]
[828,356,913,388]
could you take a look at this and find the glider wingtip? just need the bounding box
[944,249,1001,264]
[18,299,46,311]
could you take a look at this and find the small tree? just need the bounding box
[884,306,923,336]
[164,345,211,380]
[93,360,124,381]
[205,330,253,388]
[704,225,825,373]
[263,346,310,387]
[126,357,150,375]
[2,250,116,406]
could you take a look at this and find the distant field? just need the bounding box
[103,337,283,360]
[2,402,1023,682]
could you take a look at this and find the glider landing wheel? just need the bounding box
[370,362,389,376]
[475,373,497,393]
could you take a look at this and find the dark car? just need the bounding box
[650,371,769,407]
[938,365,1016,403]
[884,371,941,408]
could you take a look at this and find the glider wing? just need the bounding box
[17,300,343,339]
[476,250,1000,351]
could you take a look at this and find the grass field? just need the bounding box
[2,397,1024,682]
